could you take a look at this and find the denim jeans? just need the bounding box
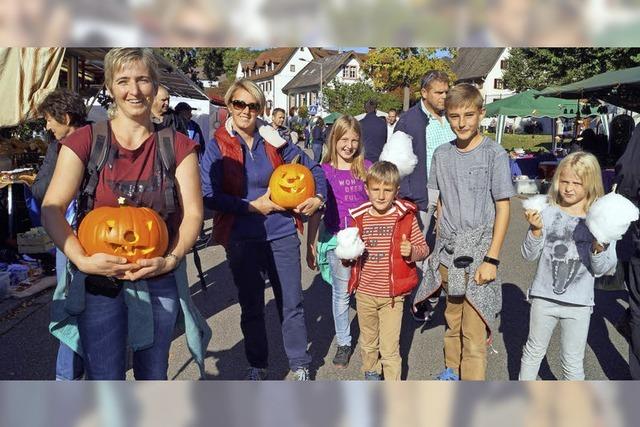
[55,249,84,380]
[226,234,312,370]
[77,273,179,380]
[519,296,592,380]
[326,249,352,347]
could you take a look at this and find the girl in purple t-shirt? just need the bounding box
[307,115,371,369]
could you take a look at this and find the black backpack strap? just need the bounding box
[77,121,111,224]
[157,127,177,215]
[156,127,207,293]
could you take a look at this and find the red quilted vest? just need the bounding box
[347,200,420,297]
[211,125,302,247]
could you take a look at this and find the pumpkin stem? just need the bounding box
[292,154,301,164]
[117,197,126,206]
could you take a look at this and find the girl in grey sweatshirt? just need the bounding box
[519,152,617,380]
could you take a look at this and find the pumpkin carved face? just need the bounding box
[78,205,169,263]
[268,163,315,209]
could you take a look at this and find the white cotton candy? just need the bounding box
[258,125,287,148]
[335,227,366,260]
[586,192,640,244]
[522,195,549,213]
[379,131,418,178]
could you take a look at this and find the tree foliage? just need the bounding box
[156,48,227,87]
[222,48,262,80]
[503,48,640,92]
[362,48,456,109]
[323,80,402,116]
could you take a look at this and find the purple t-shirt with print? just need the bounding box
[322,160,372,234]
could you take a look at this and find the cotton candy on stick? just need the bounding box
[586,192,640,244]
[379,131,418,178]
[335,227,366,260]
[522,195,549,213]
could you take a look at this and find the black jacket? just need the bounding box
[394,102,430,210]
[359,112,387,163]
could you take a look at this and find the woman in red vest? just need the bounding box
[201,79,327,380]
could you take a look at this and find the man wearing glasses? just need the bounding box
[394,70,456,322]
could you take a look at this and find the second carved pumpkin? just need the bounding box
[268,162,315,209]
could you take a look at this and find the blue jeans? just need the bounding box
[326,249,352,347]
[77,273,179,380]
[55,249,84,380]
[226,234,312,370]
[312,143,323,163]
[519,297,592,380]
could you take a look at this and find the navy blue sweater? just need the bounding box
[200,128,327,242]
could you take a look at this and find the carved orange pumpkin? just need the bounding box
[78,203,169,263]
[268,163,315,209]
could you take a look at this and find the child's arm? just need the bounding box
[305,212,322,270]
[590,241,618,277]
[475,198,510,285]
[521,209,545,261]
[401,215,429,262]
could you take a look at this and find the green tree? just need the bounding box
[503,48,640,92]
[362,48,456,111]
[157,48,227,87]
[323,80,402,116]
[222,48,262,80]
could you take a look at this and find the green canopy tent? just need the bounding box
[538,66,640,112]
[323,112,343,125]
[485,90,600,148]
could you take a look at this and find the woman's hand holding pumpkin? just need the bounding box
[294,196,322,216]
[124,255,177,281]
[249,188,286,215]
[76,253,137,279]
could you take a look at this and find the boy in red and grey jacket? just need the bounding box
[345,161,429,380]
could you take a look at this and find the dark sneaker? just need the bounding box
[292,367,310,381]
[435,367,459,381]
[245,367,268,380]
[332,345,352,368]
[364,371,382,380]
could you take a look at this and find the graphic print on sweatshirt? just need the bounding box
[544,211,592,295]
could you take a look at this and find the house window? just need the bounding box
[494,79,504,89]
[290,65,295,72]
[342,65,357,79]
[501,60,508,69]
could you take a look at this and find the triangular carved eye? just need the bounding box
[146,221,154,232]
[106,220,116,234]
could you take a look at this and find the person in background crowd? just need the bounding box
[311,117,327,162]
[175,102,206,154]
[386,108,398,143]
[359,99,387,163]
[33,88,89,381]
[151,85,188,135]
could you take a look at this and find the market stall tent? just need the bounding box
[485,90,601,146]
[538,66,640,112]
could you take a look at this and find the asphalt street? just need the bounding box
[0,198,631,381]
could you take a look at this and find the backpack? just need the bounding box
[76,121,207,292]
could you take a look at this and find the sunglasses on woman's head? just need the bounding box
[231,99,260,112]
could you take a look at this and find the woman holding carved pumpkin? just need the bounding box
[200,79,327,380]
[42,48,210,380]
